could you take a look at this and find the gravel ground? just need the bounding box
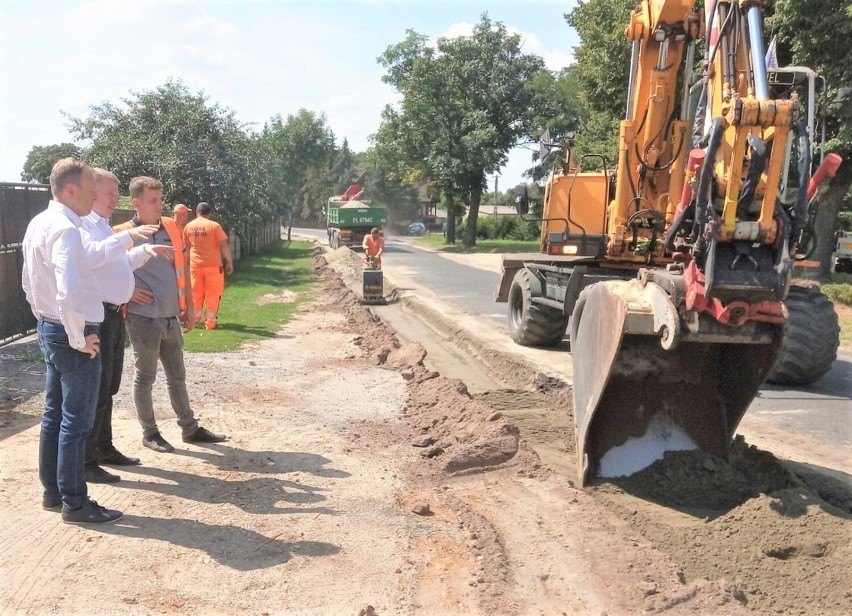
[0,250,848,615]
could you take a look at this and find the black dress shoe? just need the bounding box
[43,494,62,511]
[182,426,227,443]
[142,432,174,453]
[85,464,121,484]
[99,449,141,466]
[62,499,123,525]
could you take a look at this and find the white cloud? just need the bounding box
[437,21,572,71]
[542,49,574,71]
[440,21,475,40]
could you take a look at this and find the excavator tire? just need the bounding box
[507,268,567,347]
[766,285,840,386]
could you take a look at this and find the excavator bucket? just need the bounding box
[571,281,783,486]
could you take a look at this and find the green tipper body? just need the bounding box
[326,198,388,247]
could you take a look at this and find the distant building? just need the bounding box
[417,184,438,227]
[477,204,517,218]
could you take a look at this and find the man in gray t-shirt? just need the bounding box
[120,176,226,453]
[127,225,181,320]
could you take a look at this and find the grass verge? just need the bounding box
[834,303,852,351]
[183,240,315,353]
[821,283,852,351]
[416,234,539,253]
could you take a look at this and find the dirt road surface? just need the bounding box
[1,249,849,615]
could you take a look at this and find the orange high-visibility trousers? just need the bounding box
[190,265,225,330]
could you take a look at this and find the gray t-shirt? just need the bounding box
[127,223,180,319]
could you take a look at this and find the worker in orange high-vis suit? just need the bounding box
[362,227,384,268]
[182,202,233,330]
[172,203,190,232]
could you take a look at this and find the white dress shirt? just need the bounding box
[22,200,104,350]
[79,211,154,305]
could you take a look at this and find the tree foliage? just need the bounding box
[564,0,634,164]
[258,109,336,221]
[361,147,422,224]
[375,15,547,246]
[772,0,852,276]
[21,143,82,184]
[66,79,265,232]
[526,66,589,180]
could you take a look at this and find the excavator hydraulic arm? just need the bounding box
[571,0,806,485]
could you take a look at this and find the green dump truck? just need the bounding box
[326,187,387,249]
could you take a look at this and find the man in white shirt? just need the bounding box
[78,168,168,483]
[21,158,121,525]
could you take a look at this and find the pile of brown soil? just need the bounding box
[316,254,540,478]
[598,437,852,614]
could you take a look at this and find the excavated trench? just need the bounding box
[321,246,852,615]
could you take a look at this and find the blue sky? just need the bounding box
[0,0,580,193]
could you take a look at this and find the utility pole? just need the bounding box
[493,175,499,220]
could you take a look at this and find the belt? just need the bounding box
[39,316,101,327]
[103,302,124,312]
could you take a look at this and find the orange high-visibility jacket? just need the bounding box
[114,216,188,312]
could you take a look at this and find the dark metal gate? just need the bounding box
[0,183,51,345]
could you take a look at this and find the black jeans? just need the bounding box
[85,307,125,464]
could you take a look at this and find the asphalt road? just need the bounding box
[291,226,852,457]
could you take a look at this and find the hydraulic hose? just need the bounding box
[736,135,767,219]
[791,121,812,239]
[690,118,726,248]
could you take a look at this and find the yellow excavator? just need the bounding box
[496,0,842,485]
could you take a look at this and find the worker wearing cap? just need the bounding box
[173,203,190,231]
[183,202,233,330]
[362,227,384,268]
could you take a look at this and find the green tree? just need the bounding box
[21,143,82,183]
[361,147,422,225]
[773,0,852,277]
[329,138,356,195]
[564,0,634,165]
[66,79,266,235]
[376,15,546,246]
[258,109,336,221]
[526,66,588,180]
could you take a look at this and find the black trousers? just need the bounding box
[84,307,126,464]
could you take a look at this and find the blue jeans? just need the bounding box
[37,320,101,509]
[126,314,198,438]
